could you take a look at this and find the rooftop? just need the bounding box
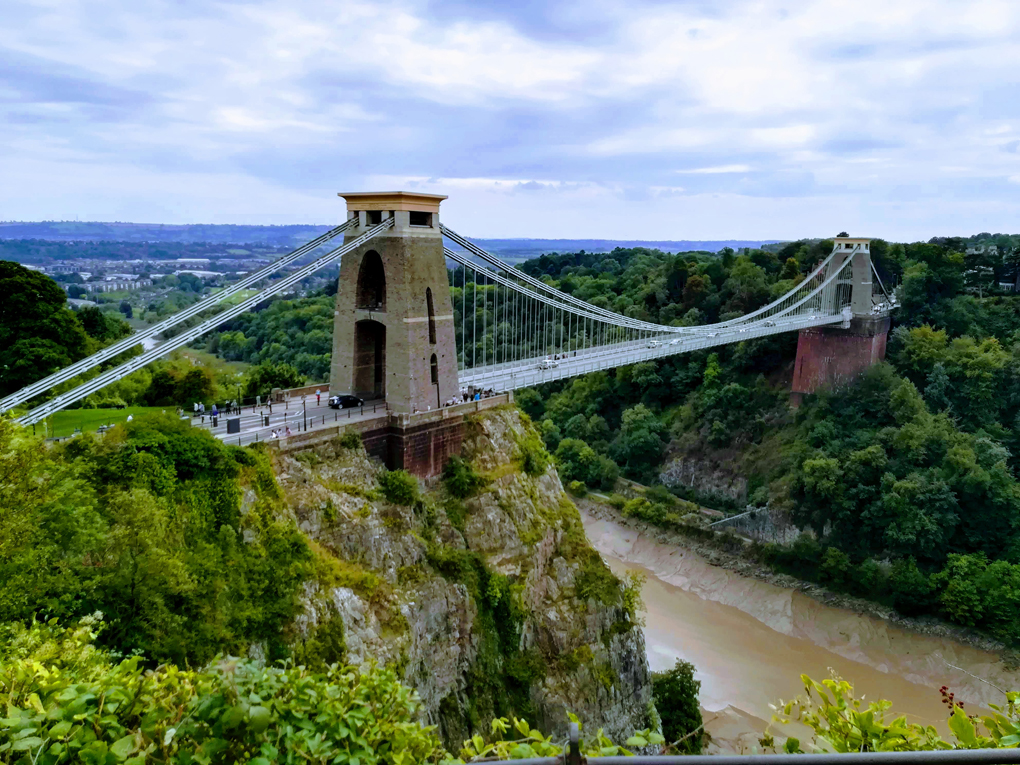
[338,190,447,213]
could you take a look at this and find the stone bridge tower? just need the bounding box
[790,236,891,403]
[329,192,460,414]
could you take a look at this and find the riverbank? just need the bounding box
[580,505,1020,753]
[578,497,1019,662]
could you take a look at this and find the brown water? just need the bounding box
[581,512,1020,751]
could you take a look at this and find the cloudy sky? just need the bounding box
[3,0,1020,239]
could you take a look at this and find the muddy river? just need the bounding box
[581,511,1020,753]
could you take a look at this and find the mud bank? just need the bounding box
[581,508,1020,753]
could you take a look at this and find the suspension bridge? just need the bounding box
[1,191,894,470]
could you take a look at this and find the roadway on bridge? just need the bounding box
[458,312,842,391]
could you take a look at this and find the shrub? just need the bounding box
[378,469,419,505]
[338,429,362,450]
[819,547,852,589]
[568,480,588,496]
[852,558,886,597]
[0,618,443,765]
[591,454,620,491]
[518,433,551,476]
[652,658,703,753]
[443,455,484,499]
[608,493,628,510]
[575,552,620,606]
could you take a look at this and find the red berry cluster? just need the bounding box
[940,686,965,714]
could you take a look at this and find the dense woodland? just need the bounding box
[7,231,1020,758]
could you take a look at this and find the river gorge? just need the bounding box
[581,509,1020,753]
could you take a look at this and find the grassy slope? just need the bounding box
[47,406,174,437]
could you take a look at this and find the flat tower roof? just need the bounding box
[338,191,447,213]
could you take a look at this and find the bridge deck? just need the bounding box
[458,313,841,391]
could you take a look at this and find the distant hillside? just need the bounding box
[0,222,330,246]
[0,221,781,257]
[462,237,782,263]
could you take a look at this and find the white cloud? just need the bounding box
[675,165,751,175]
[3,0,1020,238]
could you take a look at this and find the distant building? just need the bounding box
[174,270,222,278]
[80,279,153,292]
[967,244,999,256]
[67,298,98,307]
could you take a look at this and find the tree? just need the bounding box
[0,261,89,396]
[923,362,952,412]
[652,659,703,753]
[177,368,216,406]
[611,404,666,480]
[242,361,305,401]
[118,300,133,319]
[682,274,709,311]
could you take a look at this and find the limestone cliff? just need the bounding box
[272,406,654,746]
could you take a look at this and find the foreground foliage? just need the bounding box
[772,673,1020,753]
[0,618,443,765]
[0,619,666,764]
[0,415,313,666]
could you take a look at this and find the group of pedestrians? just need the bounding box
[192,400,244,420]
[441,388,497,407]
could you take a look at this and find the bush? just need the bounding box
[890,557,935,615]
[652,658,703,753]
[0,618,443,765]
[337,429,362,450]
[591,454,620,491]
[443,455,484,498]
[378,469,419,505]
[819,547,852,589]
[567,480,587,496]
[519,433,551,476]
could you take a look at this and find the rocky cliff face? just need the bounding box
[272,406,653,747]
[660,453,748,505]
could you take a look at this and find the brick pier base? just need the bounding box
[270,394,512,478]
[791,316,891,405]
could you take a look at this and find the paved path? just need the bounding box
[193,398,386,446]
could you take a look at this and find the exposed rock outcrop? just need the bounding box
[275,407,654,747]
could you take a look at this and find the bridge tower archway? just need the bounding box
[353,320,386,398]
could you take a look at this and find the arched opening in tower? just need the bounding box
[356,250,386,311]
[430,353,440,408]
[354,320,386,398]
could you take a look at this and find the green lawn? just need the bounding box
[47,407,175,438]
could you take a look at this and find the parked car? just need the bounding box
[329,394,364,409]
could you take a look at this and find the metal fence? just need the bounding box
[487,724,1020,765]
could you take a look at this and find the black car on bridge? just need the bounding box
[328,394,364,410]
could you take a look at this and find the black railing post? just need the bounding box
[566,722,581,765]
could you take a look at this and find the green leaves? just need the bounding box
[770,672,1020,754]
[948,708,977,747]
[0,618,446,765]
[248,705,271,733]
